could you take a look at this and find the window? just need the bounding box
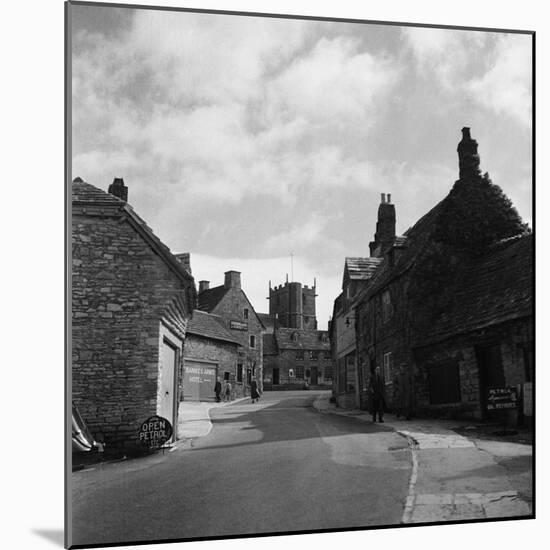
[324,351,331,360]
[244,308,249,320]
[296,350,304,361]
[291,332,299,342]
[383,352,393,384]
[428,361,461,404]
[296,366,304,379]
[310,351,319,361]
[382,289,392,323]
[237,363,243,383]
[249,335,256,348]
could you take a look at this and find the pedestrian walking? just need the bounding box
[250,379,260,403]
[214,377,222,403]
[224,380,232,402]
[369,366,386,423]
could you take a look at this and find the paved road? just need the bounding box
[70,391,411,546]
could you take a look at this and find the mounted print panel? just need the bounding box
[66,1,534,548]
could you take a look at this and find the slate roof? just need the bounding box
[274,328,331,351]
[186,311,242,346]
[197,285,228,312]
[263,333,278,355]
[344,257,383,281]
[72,179,123,205]
[257,313,276,332]
[422,234,533,345]
[197,284,266,330]
[72,179,195,287]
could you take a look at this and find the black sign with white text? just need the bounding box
[138,415,173,449]
[486,387,518,410]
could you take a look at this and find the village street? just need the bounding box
[70,391,532,547]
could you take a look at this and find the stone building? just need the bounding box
[263,328,332,390]
[197,271,265,392]
[353,128,533,421]
[72,177,196,451]
[184,310,242,401]
[262,278,333,389]
[268,278,318,329]
[331,256,382,408]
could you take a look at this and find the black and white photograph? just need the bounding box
[5,1,542,549]
[64,1,536,548]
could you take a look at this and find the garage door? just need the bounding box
[183,361,218,401]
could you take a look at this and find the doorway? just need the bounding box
[311,367,318,385]
[273,368,280,385]
[475,343,505,418]
[160,339,178,438]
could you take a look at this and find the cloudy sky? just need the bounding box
[70,4,532,329]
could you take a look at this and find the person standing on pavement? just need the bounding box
[224,380,232,402]
[370,366,386,422]
[214,377,222,403]
[250,378,260,403]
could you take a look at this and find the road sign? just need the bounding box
[138,415,173,449]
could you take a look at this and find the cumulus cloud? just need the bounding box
[401,28,531,127]
[72,12,401,208]
[466,34,532,127]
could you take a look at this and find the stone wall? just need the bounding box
[263,348,333,389]
[184,335,242,397]
[210,288,264,390]
[72,212,192,451]
[413,318,532,419]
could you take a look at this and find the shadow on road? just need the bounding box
[190,394,395,453]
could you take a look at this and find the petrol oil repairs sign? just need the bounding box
[486,387,518,410]
[138,415,173,449]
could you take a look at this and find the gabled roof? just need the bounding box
[197,285,228,312]
[274,328,331,351]
[186,311,242,346]
[420,234,533,345]
[197,284,266,330]
[344,257,383,281]
[72,180,195,289]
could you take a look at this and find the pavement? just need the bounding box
[176,396,249,440]
[311,393,533,524]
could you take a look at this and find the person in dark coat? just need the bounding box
[370,366,386,422]
[250,379,260,403]
[214,377,222,403]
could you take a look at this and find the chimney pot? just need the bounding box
[381,193,386,203]
[387,193,392,204]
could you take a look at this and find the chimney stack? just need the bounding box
[224,270,241,290]
[457,127,481,180]
[175,253,192,275]
[369,192,396,258]
[108,177,128,202]
[199,280,210,293]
